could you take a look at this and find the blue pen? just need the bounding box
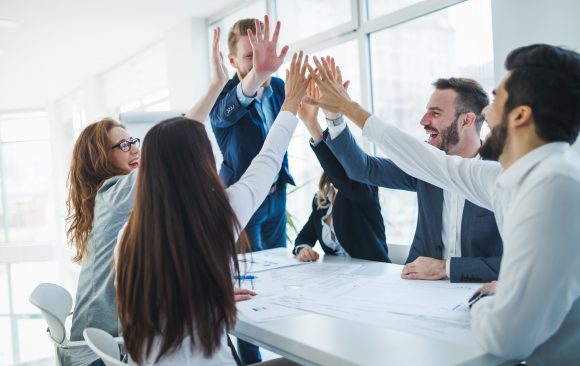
[234,275,257,280]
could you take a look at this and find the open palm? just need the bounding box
[247,15,289,77]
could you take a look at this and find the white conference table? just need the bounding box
[231,248,511,366]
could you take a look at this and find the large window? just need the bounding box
[0,112,55,245]
[207,0,494,247]
[276,0,354,45]
[0,111,59,364]
[369,0,494,244]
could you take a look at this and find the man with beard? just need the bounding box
[318,77,502,283]
[306,44,580,364]
[209,16,292,364]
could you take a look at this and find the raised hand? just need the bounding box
[298,79,319,125]
[280,51,311,115]
[305,56,353,114]
[321,56,350,119]
[210,27,229,89]
[298,79,324,141]
[247,15,289,79]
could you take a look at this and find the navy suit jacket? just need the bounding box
[209,74,294,187]
[325,127,502,282]
[294,140,390,263]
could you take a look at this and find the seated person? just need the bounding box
[294,80,390,263]
[114,33,310,365]
[314,59,502,282]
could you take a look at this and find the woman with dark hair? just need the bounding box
[64,28,235,366]
[114,28,310,366]
[293,77,390,263]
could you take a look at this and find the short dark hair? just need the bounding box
[503,44,580,144]
[432,78,489,133]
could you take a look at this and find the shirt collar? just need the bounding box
[262,84,273,100]
[496,142,570,189]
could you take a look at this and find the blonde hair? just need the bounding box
[66,118,126,262]
[227,18,262,55]
[316,172,335,210]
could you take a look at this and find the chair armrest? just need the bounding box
[62,340,88,349]
[113,337,124,345]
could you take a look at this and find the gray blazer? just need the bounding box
[324,127,503,282]
[67,170,137,366]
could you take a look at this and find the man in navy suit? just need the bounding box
[209,16,291,364]
[321,77,503,283]
[210,17,293,256]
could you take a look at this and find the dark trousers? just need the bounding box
[238,183,287,365]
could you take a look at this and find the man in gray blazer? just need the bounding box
[323,78,502,282]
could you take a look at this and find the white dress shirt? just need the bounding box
[117,111,299,365]
[328,118,464,277]
[362,114,580,365]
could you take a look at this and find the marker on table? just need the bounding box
[234,275,257,280]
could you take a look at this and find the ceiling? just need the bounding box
[0,0,242,111]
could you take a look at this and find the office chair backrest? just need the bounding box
[83,328,124,366]
[29,282,73,345]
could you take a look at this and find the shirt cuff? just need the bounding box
[327,116,347,139]
[446,259,451,279]
[236,82,256,107]
[310,138,323,147]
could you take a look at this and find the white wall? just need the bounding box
[164,18,210,110]
[491,0,580,153]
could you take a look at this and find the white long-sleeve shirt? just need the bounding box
[327,120,465,277]
[117,111,299,366]
[362,114,580,365]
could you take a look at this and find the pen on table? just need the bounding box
[234,275,257,280]
[467,290,494,308]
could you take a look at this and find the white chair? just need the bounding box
[29,282,124,366]
[29,282,88,366]
[83,328,125,366]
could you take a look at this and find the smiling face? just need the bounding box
[420,89,462,154]
[108,126,140,173]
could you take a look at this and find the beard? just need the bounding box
[479,115,508,161]
[426,118,460,153]
[439,119,460,153]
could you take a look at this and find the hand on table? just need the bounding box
[297,247,320,262]
[234,287,257,302]
[401,256,447,280]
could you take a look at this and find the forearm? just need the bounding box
[341,101,371,130]
[241,70,268,97]
[304,118,324,142]
[280,96,302,116]
[363,115,498,209]
[186,81,224,122]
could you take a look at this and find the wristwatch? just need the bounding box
[326,115,345,127]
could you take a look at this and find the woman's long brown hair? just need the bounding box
[116,117,245,363]
[66,118,126,262]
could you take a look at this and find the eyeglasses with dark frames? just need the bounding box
[111,137,140,152]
